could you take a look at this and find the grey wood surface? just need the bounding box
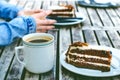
[0,0,120,80]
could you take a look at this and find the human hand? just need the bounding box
[18,9,56,32]
[18,9,43,16]
[31,10,56,32]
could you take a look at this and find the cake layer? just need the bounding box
[48,5,74,17]
[67,53,111,64]
[49,12,73,17]
[66,48,112,58]
[49,5,74,11]
[68,60,110,72]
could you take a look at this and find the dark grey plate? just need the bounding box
[77,0,120,8]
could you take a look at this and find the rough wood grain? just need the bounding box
[95,30,113,47]
[59,28,73,80]
[106,9,120,26]
[24,0,35,10]
[107,30,120,49]
[42,0,51,10]
[87,8,102,26]
[6,41,24,80]
[33,0,42,9]
[0,41,19,80]
[17,0,27,8]
[96,8,113,26]
[77,6,91,26]
[72,27,84,42]
[24,71,39,80]
[83,30,98,45]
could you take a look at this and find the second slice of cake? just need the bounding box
[48,4,74,17]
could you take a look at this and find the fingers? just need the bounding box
[37,19,56,25]
[32,9,44,13]
[36,10,52,19]
[36,18,56,32]
[27,9,56,33]
[37,25,54,30]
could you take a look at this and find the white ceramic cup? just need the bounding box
[15,33,55,74]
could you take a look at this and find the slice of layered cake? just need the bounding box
[65,42,112,72]
[48,4,74,17]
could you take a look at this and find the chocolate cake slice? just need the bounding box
[66,42,112,72]
[48,5,74,17]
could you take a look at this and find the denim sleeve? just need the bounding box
[0,1,22,19]
[0,16,36,46]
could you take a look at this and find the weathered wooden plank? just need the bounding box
[114,8,120,19]
[87,8,102,26]
[59,28,73,80]
[5,57,24,80]
[0,40,19,80]
[77,5,91,26]
[106,9,120,26]
[81,25,120,30]
[0,47,4,57]
[93,77,112,80]
[83,30,98,45]
[76,75,96,80]
[33,0,42,9]
[17,0,27,8]
[114,8,120,34]
[24,0,35,10]
[51,0,59,6]
[6,41,24,80]
[96,8,113,26]
[40,70,54,80]
[95,30,113,47]
[71,27,84,42]
[62,67,76,80]
[58,1,67,6]
[24,71,39,80]
[59,28,71,53]
[42,0,51,10]
[107,30,120,49]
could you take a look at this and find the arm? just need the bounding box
[0,1,22,19]
[0,10,56,46]
[0,16,36,46]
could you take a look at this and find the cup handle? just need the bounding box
[15,46,25,65]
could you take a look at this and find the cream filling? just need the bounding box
[67,56,110,67]
[68,52,109,61]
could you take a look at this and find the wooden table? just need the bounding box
[0,0,120,80]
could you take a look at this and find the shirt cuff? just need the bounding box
[25,16,36,33]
